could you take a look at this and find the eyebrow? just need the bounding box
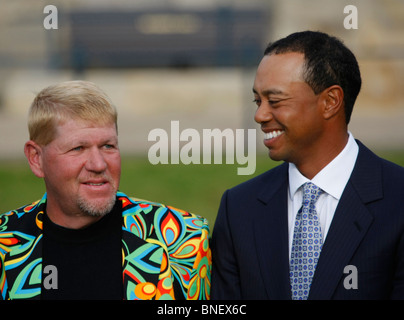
[252,88,285,96]
[66,137,118,148]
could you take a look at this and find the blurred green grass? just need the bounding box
[1,151,404,229]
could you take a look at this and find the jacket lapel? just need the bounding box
[309,141,381,299]
[253,163,292,299]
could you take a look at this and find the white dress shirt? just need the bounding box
[287,132,359,258]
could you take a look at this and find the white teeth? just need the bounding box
[87,183,104,186]
[264,130,284,140]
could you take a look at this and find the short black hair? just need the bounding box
[264,31,361,124]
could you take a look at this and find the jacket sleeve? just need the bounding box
[211,190,242,299]
[0,252,6,300]
[391,224,404,299]
[186,216,211,300]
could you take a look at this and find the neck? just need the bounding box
[48,214,103,230]
[45,202,104,230]
[294,131,349,180]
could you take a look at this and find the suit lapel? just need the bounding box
[253,163,292,299]
[309,141,381,299]
[309,181,374,299]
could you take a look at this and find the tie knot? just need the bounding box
[302,182,323,205]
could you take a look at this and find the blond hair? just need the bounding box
[28,80,117,145]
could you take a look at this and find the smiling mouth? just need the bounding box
[82,180,110,188]
[264,130,284,140]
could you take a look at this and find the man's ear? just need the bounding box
[24,140,45,178]
[321,85,345,120]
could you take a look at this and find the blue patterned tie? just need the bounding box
[290,182,323,300]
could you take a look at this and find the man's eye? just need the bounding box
[72,146,83,151]
[253,99,261,106]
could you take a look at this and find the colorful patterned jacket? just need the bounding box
[0,192,211,300]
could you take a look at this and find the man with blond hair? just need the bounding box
[0,80,211,300]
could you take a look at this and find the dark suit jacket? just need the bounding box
[211,141,404,299]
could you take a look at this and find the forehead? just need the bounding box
[54,119,118,143]
[254,52,306,93]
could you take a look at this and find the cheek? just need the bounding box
[288,115,324,149]
[272,107,298,133]
[43,156,83,186]
[280,101,321,130]
[107,155,122,180]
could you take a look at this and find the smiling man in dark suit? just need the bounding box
[211,31,404,300]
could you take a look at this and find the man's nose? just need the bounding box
[86,148,108,173]
[254,104,273,124]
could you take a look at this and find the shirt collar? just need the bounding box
[288,132,359,200]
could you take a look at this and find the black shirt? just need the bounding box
[41,202,123,300]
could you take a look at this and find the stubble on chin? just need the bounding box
[76,192,117,217]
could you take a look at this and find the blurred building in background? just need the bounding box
[66,6,265,69]
[0,0,403,159]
